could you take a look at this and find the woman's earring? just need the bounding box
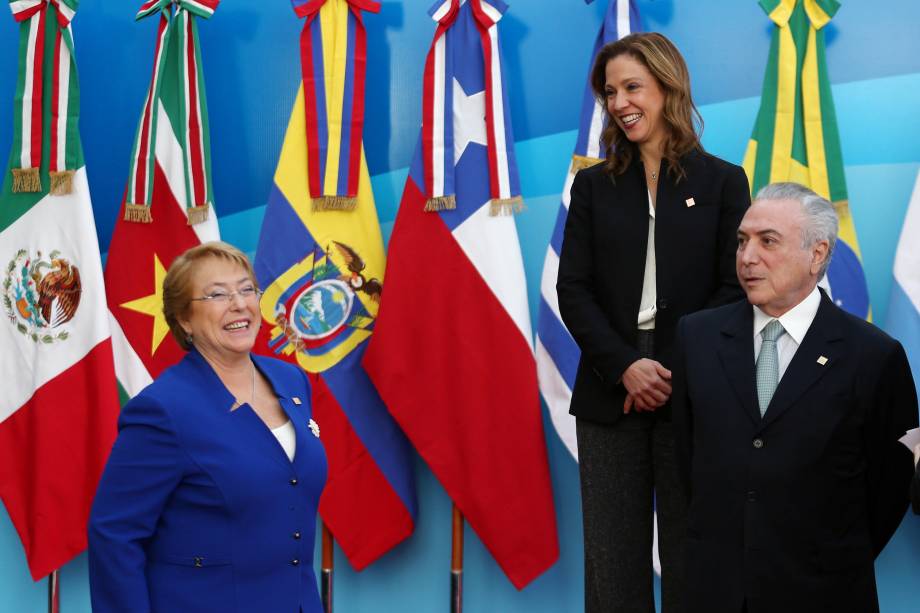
[186,333,193,345]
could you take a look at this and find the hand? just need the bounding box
[622,358,672,414]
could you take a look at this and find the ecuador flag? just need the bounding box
[253,0,417,571]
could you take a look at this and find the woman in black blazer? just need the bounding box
[557,33,750,613]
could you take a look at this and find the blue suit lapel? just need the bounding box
[761,291,844,428]
[253,353,312,472]
[183,349,305,471]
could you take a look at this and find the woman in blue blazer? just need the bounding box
[89,242,327,613]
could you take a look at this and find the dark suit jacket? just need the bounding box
[912,462,920,515]
[672,292,919,613]
[557,149,750,424]
[88,349,327,613]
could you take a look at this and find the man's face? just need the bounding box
[736,198,826,317]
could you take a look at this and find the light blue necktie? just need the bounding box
[756,319,785,417]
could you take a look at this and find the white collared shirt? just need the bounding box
[271,420,296,462]
[637,190,657,330]
[752,286,821,382]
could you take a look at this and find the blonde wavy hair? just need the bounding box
[162,241,258,351]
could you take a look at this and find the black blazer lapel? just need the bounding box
[761,292,844,427]
[717,302,761,425]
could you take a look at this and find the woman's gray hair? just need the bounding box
[754,182,838,278]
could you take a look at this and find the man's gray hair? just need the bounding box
[754,182,838,278]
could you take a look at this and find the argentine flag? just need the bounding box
[887,170,920,392]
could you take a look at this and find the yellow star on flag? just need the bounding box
[120,254,170,356]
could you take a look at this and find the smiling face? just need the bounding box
[736,198,829,317]
[604,53,667,153]
[178,256,261,364]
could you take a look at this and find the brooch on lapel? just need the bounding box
[308,418,320,438]
[685,197,696,207]
[292,397,302,405]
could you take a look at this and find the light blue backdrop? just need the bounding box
[2,1,920,611]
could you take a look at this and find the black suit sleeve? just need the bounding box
[671,316,693,498]
[865,341,919,555]
[557,169,642,383]
[912,462,920,516]
[705,165,750,309]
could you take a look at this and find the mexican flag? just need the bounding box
[105,0,220,392]
[0,0,120,580]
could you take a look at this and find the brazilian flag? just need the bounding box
[743,0,870,319]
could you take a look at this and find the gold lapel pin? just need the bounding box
[292,397,302,405]
[685,197,696,207]
[816,356,828,366]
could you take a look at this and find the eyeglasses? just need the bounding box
[190,287,263,304]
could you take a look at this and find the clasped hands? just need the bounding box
[622,358,672,414]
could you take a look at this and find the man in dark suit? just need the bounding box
[672,182,918,613]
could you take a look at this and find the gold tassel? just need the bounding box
[187,203,210,225]
[570,155,604,173]
[49,170,75,196]
[124,203,153,223]
[312,196,357,211]
[489,196,524,217]
[424,195,456,212]
[12,168,41,193]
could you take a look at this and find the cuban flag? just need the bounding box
[535,0,640,460]
[364,0,559,589]
[888,170,920,392]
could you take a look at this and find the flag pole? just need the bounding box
[48,569,60,613]
[321,522,334,613]
[451,504,464,613]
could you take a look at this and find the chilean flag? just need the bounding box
[363,0,559,590]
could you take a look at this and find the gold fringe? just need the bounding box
[312,195,357,211]
[187,203,210,225]
[12,168,41,193]
[489,196,524,217]
[49,170,75,196]
[424,195,456,212]
[124,203,153,223]
[833,199,851,219]
[570,154,604,172]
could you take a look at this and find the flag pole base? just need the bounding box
[451,504,464,613]
[48,569,60,613]
[322,522,334,613]
[451,570,463,613]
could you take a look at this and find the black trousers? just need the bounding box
[576,332,688,613]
